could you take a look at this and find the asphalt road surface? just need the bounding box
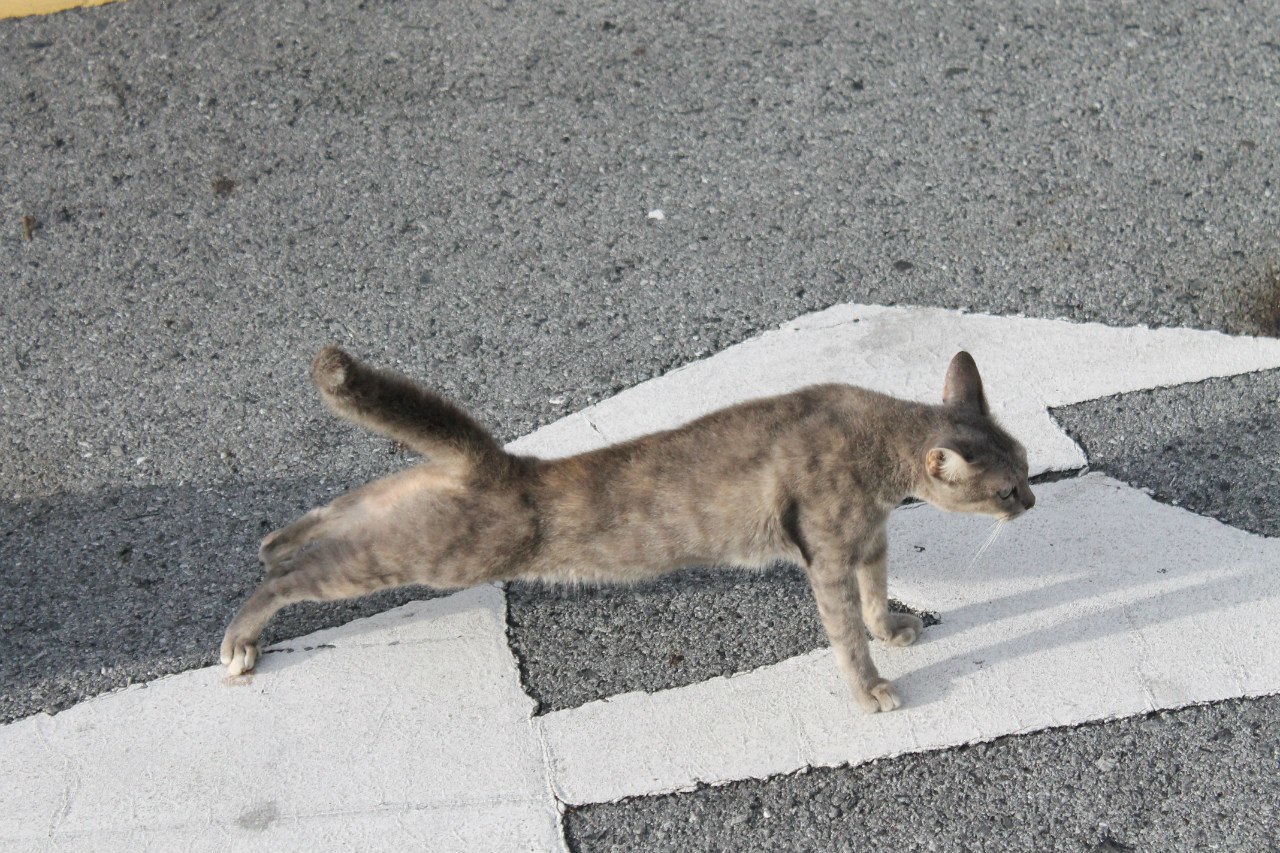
[2,0,1278,849]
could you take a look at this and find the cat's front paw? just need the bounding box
[879,612,925,647]
[855,678,901,713]
[220,630,260,676]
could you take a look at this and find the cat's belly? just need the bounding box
[520,524,796,585]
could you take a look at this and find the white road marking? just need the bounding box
[5,305,1280,848]
[0,587,566,853]
[537,475,1280,804]
[509,303,1280,476]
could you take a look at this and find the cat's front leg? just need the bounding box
[854,530,924,647]
[805,556,900,713]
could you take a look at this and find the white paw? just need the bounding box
[855,679,902,713]
[220,633,259,676]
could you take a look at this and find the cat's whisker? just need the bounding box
[987,519,1007,549]
[963,519,1004,575]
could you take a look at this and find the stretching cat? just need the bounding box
[221,347,1033,712]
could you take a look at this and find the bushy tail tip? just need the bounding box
[311,345,355,396]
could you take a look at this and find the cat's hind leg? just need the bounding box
[258,509,330,576]
[220,540,401,675]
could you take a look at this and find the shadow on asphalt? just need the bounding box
[0,477,452,724]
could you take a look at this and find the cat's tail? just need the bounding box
[310,345,506,468]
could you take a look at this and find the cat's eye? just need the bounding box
[997,487,1015,501]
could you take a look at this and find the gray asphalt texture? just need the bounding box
[508,568,938,714]
[566,694,1280,852]
[2,0,1279,848]
[1054,368,1280,538]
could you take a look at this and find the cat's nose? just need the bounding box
[1022,485,1036,510]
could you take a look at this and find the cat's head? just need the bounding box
[915,351,1035,520]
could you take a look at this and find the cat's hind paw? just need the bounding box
[220,632,260,676]
[855,679,902,713]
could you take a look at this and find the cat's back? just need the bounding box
[533,383,917,498]
[522,384,921,577]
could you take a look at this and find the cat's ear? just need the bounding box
[943,351,988,415]
[925,447,972,482]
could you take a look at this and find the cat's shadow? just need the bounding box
[890,512,1269,712]
[897,563,1269,709]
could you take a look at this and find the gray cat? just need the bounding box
[221,348,1033,712]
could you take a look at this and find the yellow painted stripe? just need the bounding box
[0,0,125,19]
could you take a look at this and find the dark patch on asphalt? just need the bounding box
[507,564,939,715]
[210,175,238,198]
[1243,261,1280,337]
[565,694,1280,852]
[1052,369,1279,538]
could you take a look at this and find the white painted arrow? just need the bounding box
[4,305,1279,849]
